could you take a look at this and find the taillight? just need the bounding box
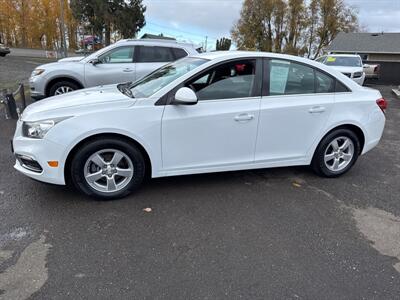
[376,98,387,113]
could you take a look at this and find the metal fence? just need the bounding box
[1,83,27,119]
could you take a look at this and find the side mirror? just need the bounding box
[89,58,100,65]
[173,87,198,105]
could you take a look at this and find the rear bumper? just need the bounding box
[361,110,386,155]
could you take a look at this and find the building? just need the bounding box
[140,33,176,41]
[327,32,400,62]
[326,32,400,84]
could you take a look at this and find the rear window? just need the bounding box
[137,46,174,63]
[172,48,188,59]
[335,80,350,93]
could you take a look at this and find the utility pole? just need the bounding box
[204,36,208,52]
[60,0,68,57]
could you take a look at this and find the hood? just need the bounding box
[22,85,135,121]
[58,56,85,62]
[328,66,363,73]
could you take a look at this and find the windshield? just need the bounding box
[129,57,207,98]
[324,56,362,67]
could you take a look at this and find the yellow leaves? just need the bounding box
[0,0,77,49]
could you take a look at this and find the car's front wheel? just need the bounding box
[311,128,360,177]
[49,81,79,96]
[70,138,146,200]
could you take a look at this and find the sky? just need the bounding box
[138,0,400,50]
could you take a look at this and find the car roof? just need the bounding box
[325,54,362,58]
[116,38,197,49]
[192,50,318,65]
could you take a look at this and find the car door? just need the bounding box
[84,46,136,87]
[255,58,335,163]
[134,46,177,81]
[161,58,262,172]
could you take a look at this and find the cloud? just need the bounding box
[345,0,400,32]
[140,0,400,46]
[142,0,243,40]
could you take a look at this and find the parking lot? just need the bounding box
[1,55,400,299]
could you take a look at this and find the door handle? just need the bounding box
[234,113,254,122]
[123,68,133,72]
[308,106,326,114]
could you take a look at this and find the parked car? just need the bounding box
[363,63,380,80]
[316,54,365,85]
[0,43,10,57]
[13,51,386,199]
[29,39,199,99]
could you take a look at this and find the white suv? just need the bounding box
[316,54,365,86]
[29,39,199,99]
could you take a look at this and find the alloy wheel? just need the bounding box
[83,149,134,193]
[324,136,354,172]
[54,86,74,95]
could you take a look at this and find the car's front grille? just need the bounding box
[342,72,352,78]
[16,154,43,173]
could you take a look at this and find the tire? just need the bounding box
[0,53,5,57]
[70,138,146,200]
[311,128,360,177]
[49,80,79,96]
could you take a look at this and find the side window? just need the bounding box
[316,71,335,93]
[335,80,350,93]
[186,60,257,101]
[137,46,174,63]
[172,48,188,59]
[99,47,134,64]
[316,56,326,63]
[269,59,315,95]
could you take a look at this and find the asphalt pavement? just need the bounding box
[0,55,399,299]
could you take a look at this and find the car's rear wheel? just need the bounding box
[311,129,360,177]
[70,138,145,200]
[49,81,79,96]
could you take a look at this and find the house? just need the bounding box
[140,33,176,41]
[326,32,400,84]
[327,32,400,62]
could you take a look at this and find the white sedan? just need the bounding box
[13,51,387,199]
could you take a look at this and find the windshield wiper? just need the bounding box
[117,82,134,98]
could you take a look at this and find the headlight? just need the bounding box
[22,117,71,139]
[353,72,363,78]
[31,69,45,77]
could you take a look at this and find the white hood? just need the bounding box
[328,66,363,74]
[58,56,85,62]
[22,85,135,121]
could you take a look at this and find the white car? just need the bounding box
[13,51,387,199]
[316,54,366,85]
[29,39,199,99]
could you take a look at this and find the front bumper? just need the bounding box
[29,75,47,100]
[12,121,66,185]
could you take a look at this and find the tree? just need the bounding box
[71,0,146,45]
[0,0,77,50]
[216,37,231,50]
[231,0,358,57]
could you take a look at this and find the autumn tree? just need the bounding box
[216,37,232,50]
[231,0,358,57]
[70,0,146,46]
[0,0,77,50]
